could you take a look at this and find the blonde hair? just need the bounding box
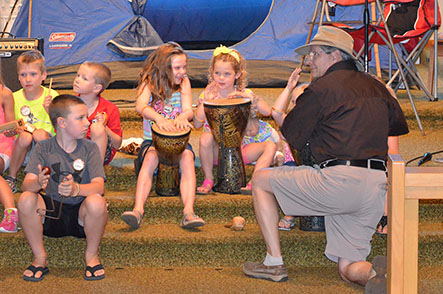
[17,50,46,73]
[137,42,186,104]
[208,48,247,90]
[82,62,112,93]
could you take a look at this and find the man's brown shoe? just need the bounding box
[242,261,288,282]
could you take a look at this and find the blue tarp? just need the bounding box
[12,0,391,68]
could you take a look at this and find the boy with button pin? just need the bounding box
[18,94,107,282]
[5,50,58,193]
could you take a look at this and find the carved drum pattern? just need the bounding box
[151,124,191,196]
[204,98,251,194]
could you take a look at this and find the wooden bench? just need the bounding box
[387,154,443,294]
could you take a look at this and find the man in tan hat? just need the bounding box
[242,26,409,287]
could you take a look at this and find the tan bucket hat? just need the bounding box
[294,26,355,59]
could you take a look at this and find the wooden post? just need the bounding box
[387,154,405,294]
[387,154,443,293]
[28,0,33,38]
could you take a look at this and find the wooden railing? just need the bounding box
[387,154,443,294]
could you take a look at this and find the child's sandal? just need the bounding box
[196,179,214,195]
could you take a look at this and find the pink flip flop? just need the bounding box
[196,179,214,195]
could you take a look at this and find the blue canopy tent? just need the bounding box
[8,0,368,87]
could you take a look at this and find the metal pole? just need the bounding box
[364,0,370,72]
[432,0,438,101]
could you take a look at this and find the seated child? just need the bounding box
[193,45,277,195]
[73,62,122,164]
[5,50,58,193]
[18,94,107,282]
[121,42,205,230]
[0,77,19,232]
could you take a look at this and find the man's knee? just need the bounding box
[251,168,273,192]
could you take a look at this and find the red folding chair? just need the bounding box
[307,0,441,135]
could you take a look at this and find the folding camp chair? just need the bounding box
[307,0,441,135]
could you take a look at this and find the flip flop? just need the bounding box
[23,265,49,282]
[84,264,105,281]
[121,210,143,229]
[196,179,214,195]
[240,182,252,195]
[278,217,295,231]
[181,212,205,228]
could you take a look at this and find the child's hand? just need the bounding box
[37,164,50,190]
[58,173,74,197]
[174,115,193,131]
[227,90,251,100]
[156,117,177,133]
[287,68,302,91]
[204,81,219,101]
[43,95,52,114]
[93,112,107,125]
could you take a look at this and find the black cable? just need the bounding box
[406,150,443,166]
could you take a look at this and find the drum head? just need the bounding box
[151,123,191,137]
[204,98,251,107]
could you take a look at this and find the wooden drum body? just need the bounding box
[204,98,251,194]
[151,124,191,196]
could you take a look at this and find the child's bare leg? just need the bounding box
[198,132,216,183]
[0,176,15,208]
[8,132,33,178]
[18,191,47,278]
[179,150,196,215]
[89,123,108,163]
[245,141,277,179]
[79,194,107,277]
[133,150,158,214]
[32,129,50,143]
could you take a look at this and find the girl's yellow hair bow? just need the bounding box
[213,45,240,62]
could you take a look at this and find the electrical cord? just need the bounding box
[406,150,443,166]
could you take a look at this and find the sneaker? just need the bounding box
[4,176,17,193]
[242,261,288,282]
[121,210,143,230]
[0,208,19,233]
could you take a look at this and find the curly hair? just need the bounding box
[208,49,247,91]
[137,42,186,104]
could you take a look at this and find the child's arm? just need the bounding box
[175,76,194,130]
[253,95,271,117]
[22,164,50,193]
[94,107,123,149]
[193,82,218,129]
[1,86,18,137]
[2,87,14,122]
[272,68,302,127]
[136,83,175,132]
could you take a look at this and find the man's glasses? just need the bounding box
[307,51,321,60]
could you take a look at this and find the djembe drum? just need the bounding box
[290,142,325,232]
[204,98,251,194]
[151,124,191,196]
